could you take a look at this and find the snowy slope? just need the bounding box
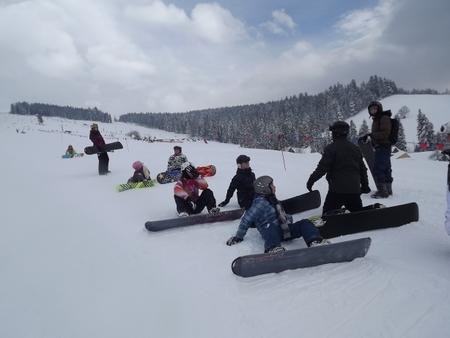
[348,94,450,145]
[0,112,450,338]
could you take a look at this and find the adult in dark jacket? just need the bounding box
[226,176,328,253]
[89,123,109,175]
[218,155,255,210]
[307,121,371,214]
[366,101,393,198]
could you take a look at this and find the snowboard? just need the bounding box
[84,141,123,155]
[116,180,155,192]
[144,190,321,232]
[145,209,245,232]
[231,237,371,278]
[358,138,376,183]
[318,202,419,239]
[156,165,217,184]
[62,153,84,159]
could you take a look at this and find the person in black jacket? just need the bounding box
[307,121,371,214]
[218,155,256,210]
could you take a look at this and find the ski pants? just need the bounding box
[323,192,363,215]
[98,152,109,175]
[174,189,217,215]
[445,190,450,236]
[374,146,392,184]
[258,219,322,252]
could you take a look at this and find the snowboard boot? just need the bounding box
[209,207,220,215]
[308,238,331,247]
[386,183,393,196]
[266,246,286,254]
[371,183,389,199]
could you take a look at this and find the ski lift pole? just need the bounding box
[281,149,287,171]
[278,133,287,171]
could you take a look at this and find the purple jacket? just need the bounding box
[89,130,106,148]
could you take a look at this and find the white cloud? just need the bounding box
[124,1,189,27]
[262,9,296,35]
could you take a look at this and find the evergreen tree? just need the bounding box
[358,119,370,136]
[396,105,410,119]
[395,120,407,151]
[349,120,358,143]
[417,109,430,142]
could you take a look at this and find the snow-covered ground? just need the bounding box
[348,94,450,146]
[0,111,449,338]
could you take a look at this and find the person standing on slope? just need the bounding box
[365,101,393,198]
[218,155,255,210]
[174,162,220,216]
[89,123,109,175]
[441,123,450,235]
[226,176,328,253]
[307,121,371,215]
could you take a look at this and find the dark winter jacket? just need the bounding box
[89,130,106,149]
[308,137,369,194]
[223,168,256,209]
[369,102,392,147]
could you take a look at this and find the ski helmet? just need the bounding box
[132,161,143,170]
[253,176,274,195]
[368,101,383,116]
[173,146,182,152]
[329,121,349,137]
[236,154,250,164]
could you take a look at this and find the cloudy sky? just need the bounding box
[0,0,449,115]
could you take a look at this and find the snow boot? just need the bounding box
[308,239,331,247]
[386,183,393,196]
[209,207,220,215]
[371,183,389,199]
[266,246,286,254]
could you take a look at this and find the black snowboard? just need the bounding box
[145,190,321,232]
[145,209,245,232]
[84,141,123,155]
[232,237,371,278]
[358,138,376,183]
[319,202,419,239]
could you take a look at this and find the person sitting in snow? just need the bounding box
[65,145,77,158]
[174,162,219,216]
[307,121,372,215]
[167,146,188,172]
[226,176,329,253]
[218,154,255,210]
[128,161,151,183]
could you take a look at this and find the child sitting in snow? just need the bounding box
[128,161,151,183]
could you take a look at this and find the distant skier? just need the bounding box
[226,176,329,253]
[128,161,151,183]
[167,146,188,172]
[441,123,450,235]
[89,123,109,175]
[218,155,255,210]
[364,101,394,198]
[307,121,371,215]
[174,162,219,216]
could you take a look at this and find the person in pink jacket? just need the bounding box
[174,162,219,216]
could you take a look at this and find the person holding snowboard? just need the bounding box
[128,161,151,183]
[89,123,109,175]
[226,176,328,253]
[174,162,220,216]
[167,146,188,172]
[363,101,393,198]
[307,121,371,215]
[218,155,255,210]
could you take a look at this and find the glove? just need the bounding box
[226,236,243,246]
[361,185,371,194]
[218,200,229,207]
[306,179,314,192]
